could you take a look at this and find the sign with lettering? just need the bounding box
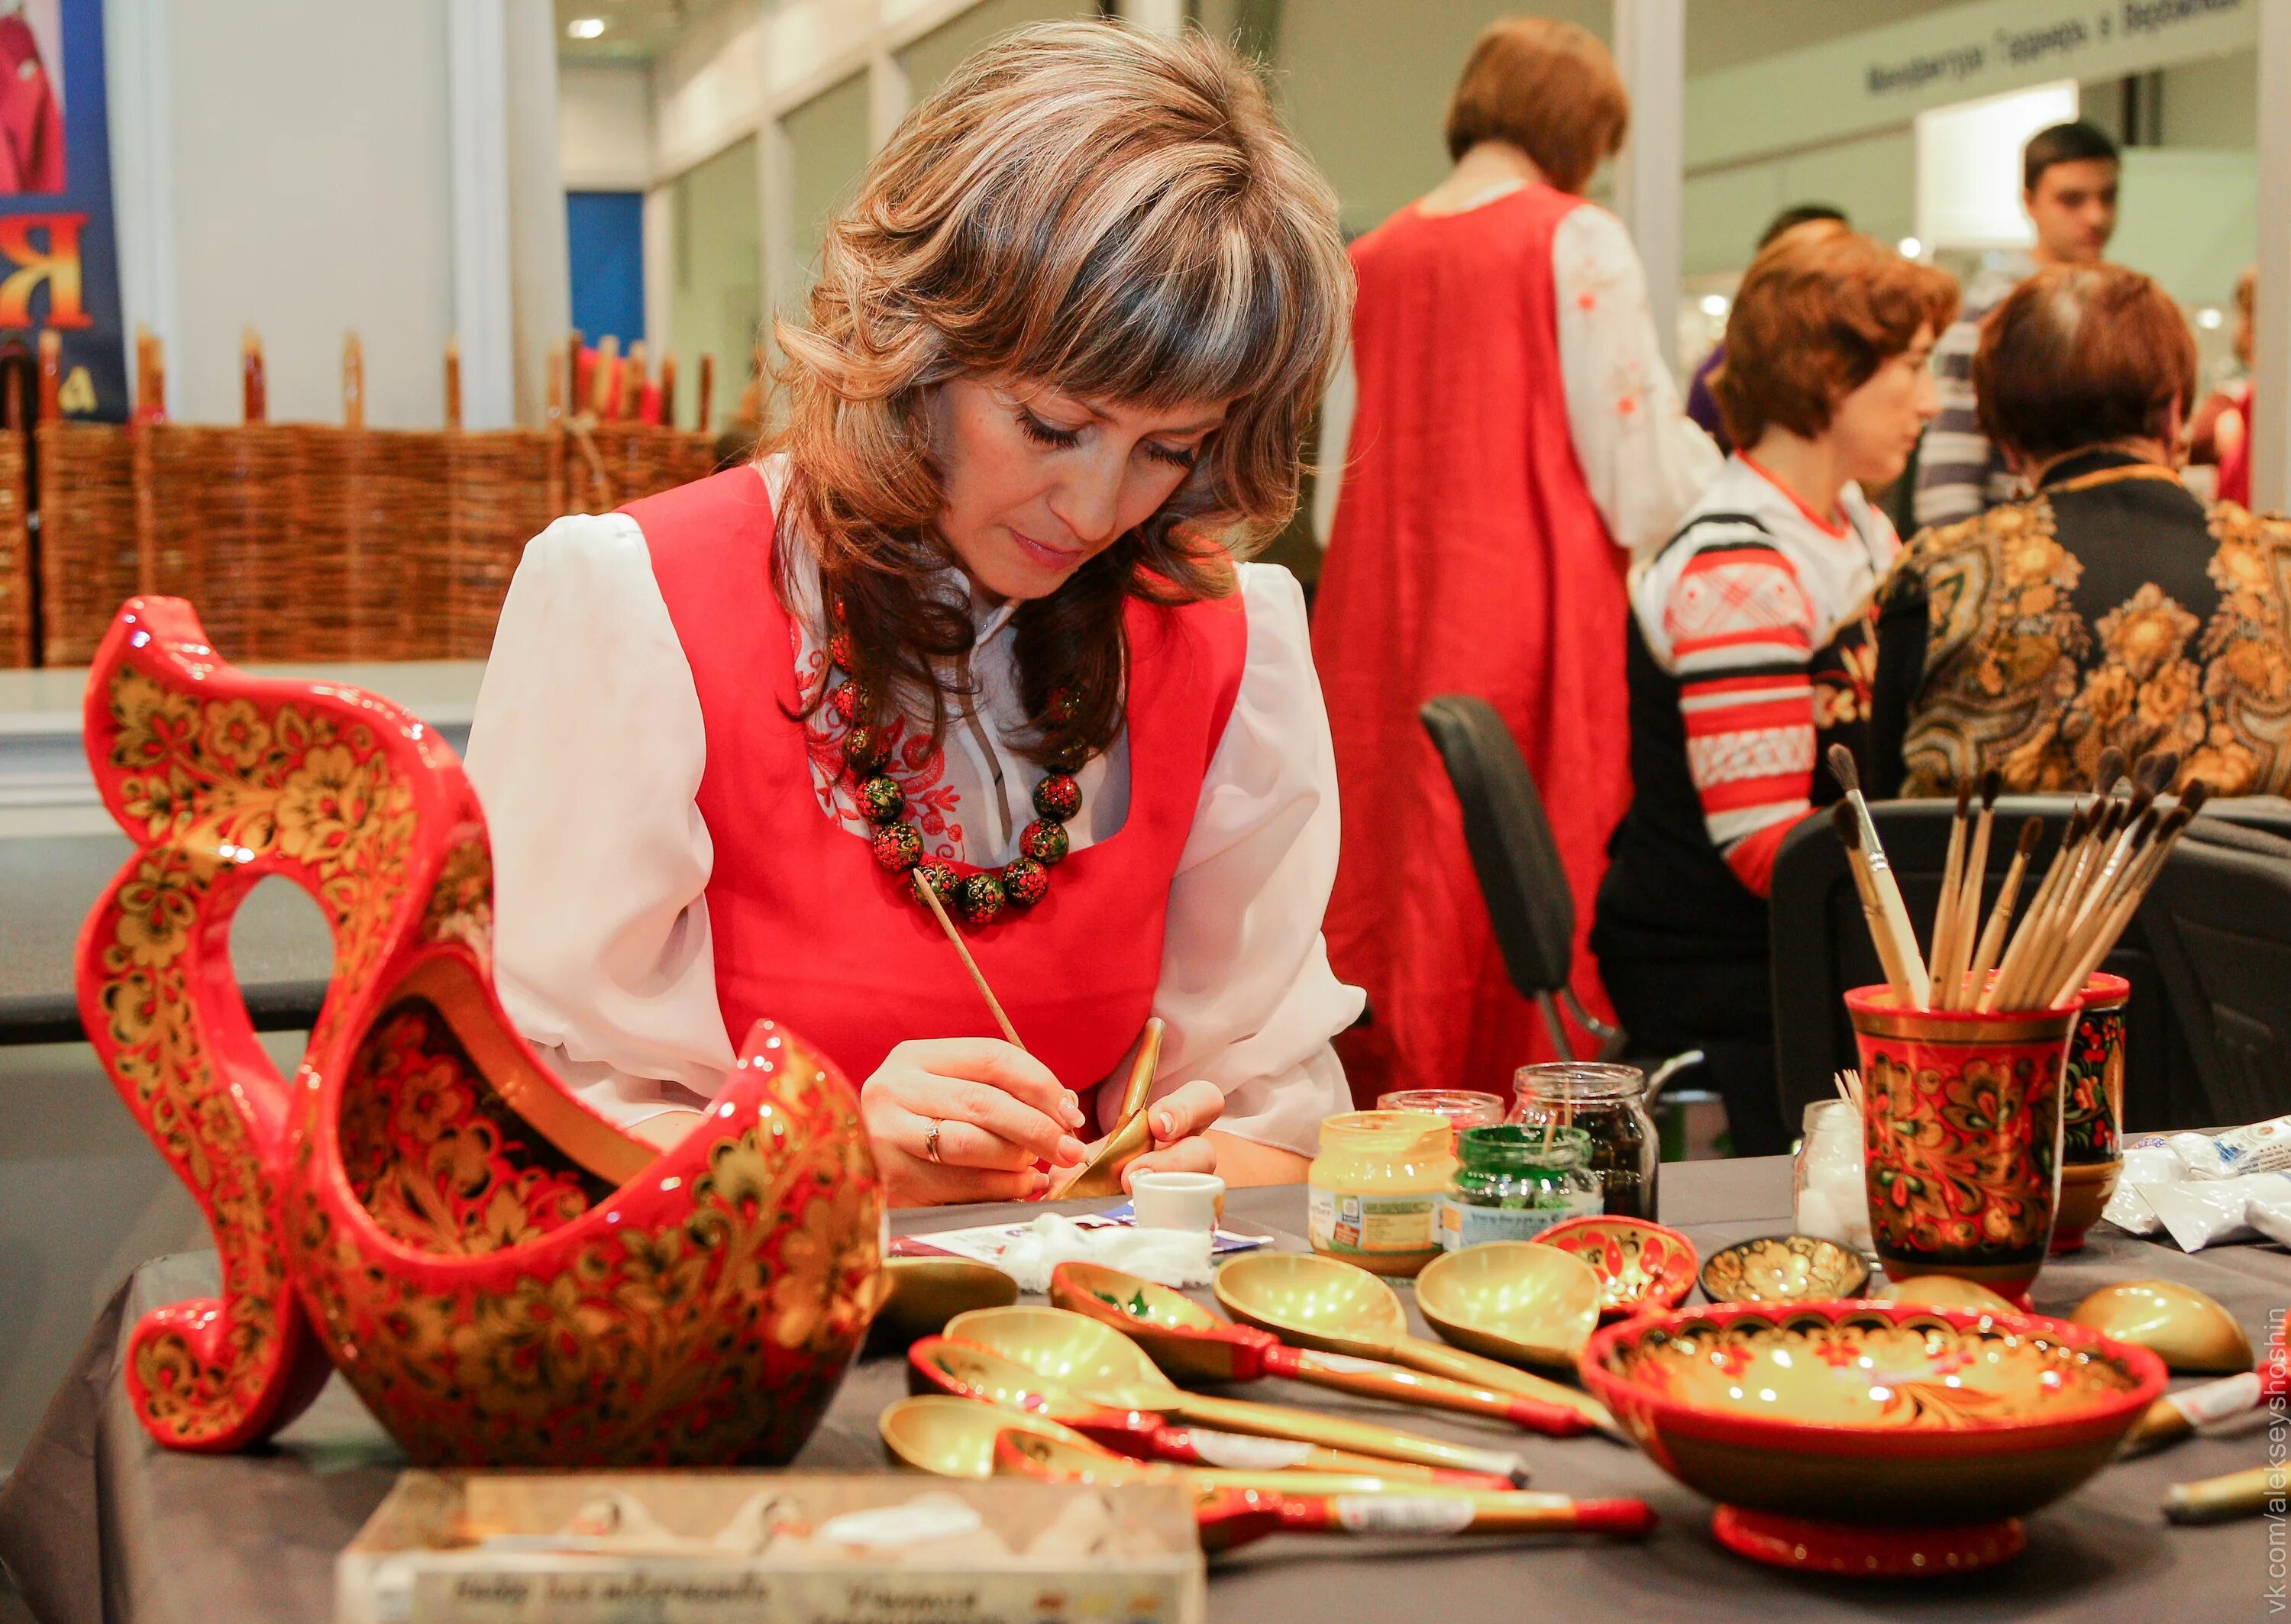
[0,0,124,419]
[1689,0,2256,173]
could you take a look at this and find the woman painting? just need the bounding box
[1312,18,1720,1102]
[466,24,1360,1205]
[1873,263,2291,797]
[1592,223,1955,1154]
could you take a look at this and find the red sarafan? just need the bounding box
[76,596,883,1465]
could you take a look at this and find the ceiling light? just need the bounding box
[1699,294,1729,317]
[1898,237,1924,260]
[567,17,606,40]
[2196,306,2225,331]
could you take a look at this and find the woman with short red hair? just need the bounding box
[1314,18,1718,1102]
[1872,263,2291,797]
[1592,222,1955,1154]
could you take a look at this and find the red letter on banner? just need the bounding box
[0,214,91,328]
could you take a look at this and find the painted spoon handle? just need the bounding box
[1149,1424,1510,1489]
[1266,1345,1588,1438]
[1391,1336,1621,1439]
[1165,1391,1527,1484]
[1297,1490,1657,1538]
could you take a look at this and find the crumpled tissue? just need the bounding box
[990,1212,1214,1294]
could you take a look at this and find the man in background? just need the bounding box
[1914,120,2119,528]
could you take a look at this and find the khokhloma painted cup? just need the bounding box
[1846,986,2083,1300]
[2053,972,2131,1254]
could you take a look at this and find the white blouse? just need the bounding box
[1314,192,1720,563]
[463,463,1362,1157]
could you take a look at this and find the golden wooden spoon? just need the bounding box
[906,1338,1507,1486]
[941,1304,1527,1482]
[2070,1280,2254,1374]
[994,1431,1656,1547]
[1046,1019,1163,1199]
[1882,1274,2018,1314]
[1213,1252,1619,1439]
[1049,1261,1591,1435]
[871,1256,1019,1345]
[1413,1244,1603,1371]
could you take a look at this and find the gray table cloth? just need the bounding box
[2,1157,2283,1622]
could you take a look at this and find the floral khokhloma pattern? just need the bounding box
[80,597,884,1464]
[1602,1308,2147,1430]
[1859,1038,2064,1267]
[2061,1005,2126,1167]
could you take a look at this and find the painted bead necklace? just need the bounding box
[828,613,1081,929]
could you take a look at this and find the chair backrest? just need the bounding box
[2137,816,2291,1126]
[1417,695,1573,1000]
[1769,795,2291,1133]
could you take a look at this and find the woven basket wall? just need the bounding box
[37,421,136,667]
[563,423,719,518]
[0,432,27,667]
[34,419,718,667]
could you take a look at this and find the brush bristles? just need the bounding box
[2094,747,2128,797]
[1828,743,1860,796]
[1981,768,2002,809]
[2016,816,2043,856]
[2181,779,2213,818]
[1954,782,1973,817]
[1831,800,1862,848]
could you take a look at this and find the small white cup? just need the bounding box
[1130,1170,1226,1233]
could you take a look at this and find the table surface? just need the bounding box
[2,1157,2283,1624]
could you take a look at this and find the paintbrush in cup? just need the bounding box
[1939,770,2002,1008]
[1828,745,1929,1008]
[1831,802,1922,1008]
[1927,780,1972,1006]
[1963,816,2042,1005]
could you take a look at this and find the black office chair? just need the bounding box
[1417,696,1700,1096]
[2138,817,2291,1126]
[1768,796,2291,1132]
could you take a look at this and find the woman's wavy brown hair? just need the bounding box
[769,21,1352,769]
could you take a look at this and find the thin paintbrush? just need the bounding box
[1829,745,1930,1007]
[915,871,1028,1051]
[1984,803,2089,1011]
[2045,784,2209,1006]
[1831,802,1921,1007]
[1943,770,2002,1008]
[1963,817,2041,1004]
[1929,781,1972,1006]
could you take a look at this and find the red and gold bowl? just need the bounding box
[1532,1216,1697,1322]
[1578,1301,2164,1577]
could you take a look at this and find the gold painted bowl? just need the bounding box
[1413,1242,1602,1371]
[1698,1235,1870,1306]
[1579,1302,2166,1577]
[1532,1216,1698,1322]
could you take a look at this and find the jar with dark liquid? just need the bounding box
[1507,1063,1659,1220]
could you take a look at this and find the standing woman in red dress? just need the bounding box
[1314,19,1718,1100]
[465,24,1359,1204]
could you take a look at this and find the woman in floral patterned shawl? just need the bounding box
[1871,263,2291,799]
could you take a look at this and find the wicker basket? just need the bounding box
[34,414,720,668]
[0,431,28,667]
[562,422,719,517]
[444,429,557,659]
[37,421,136,667]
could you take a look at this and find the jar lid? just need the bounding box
[1511,1062,1647,1102]
[1457,1122,1592,1173]
[1318,1109,1452,1154]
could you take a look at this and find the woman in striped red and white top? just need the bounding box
[1591,222,1954,1155]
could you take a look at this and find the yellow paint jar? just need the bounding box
[1306,1110,1456,1277]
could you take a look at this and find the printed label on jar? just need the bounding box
[1309,1187,1437,1258]
[1438,1193,1601,1250]
[1330,1496,1478,1536]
